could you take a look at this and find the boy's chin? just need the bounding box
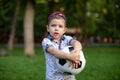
[54,37,61,40]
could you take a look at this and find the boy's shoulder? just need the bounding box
[63,35,73,39]
[64,35,71,37]
[42,38,53,47]
[42,38,51,42]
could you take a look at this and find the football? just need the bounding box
[56,46,86,74]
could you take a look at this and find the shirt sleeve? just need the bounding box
[65,35,75,46]
[42,38,53,51]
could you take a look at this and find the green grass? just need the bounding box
[0,45,120,80]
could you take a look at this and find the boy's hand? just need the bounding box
[68,50,81,68]
[69,61,81,69]
[70,50,80,63]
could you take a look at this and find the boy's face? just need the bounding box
[47,18,66,41]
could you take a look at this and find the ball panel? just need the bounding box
[68,46,74,52]
[59,59,66,66]
[76,61,82,69]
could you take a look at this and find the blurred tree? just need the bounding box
[24,0,35,56]
[86,0,105,36]
[95,0,120,40]
[0,0,16,44]
[65,0,88,44]
[8,0,20,50]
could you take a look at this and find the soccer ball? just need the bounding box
[56,46,86,74]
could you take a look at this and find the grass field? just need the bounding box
[0,45,120,80]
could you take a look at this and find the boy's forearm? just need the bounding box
[47,46,69,59]
[71,40,82,51]
[47,46,79,62]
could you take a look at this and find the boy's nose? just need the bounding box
[55,26,59,30]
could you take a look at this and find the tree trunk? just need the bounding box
[8,0,20,50]
[24,0,34,56]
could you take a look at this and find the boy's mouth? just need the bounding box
[54,32,59,36]
[54,32,59,34]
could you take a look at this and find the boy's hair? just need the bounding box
[48,11,66,24]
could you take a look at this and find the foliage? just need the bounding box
[0,0,120,43]
[0,0,16,33]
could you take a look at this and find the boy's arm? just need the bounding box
[70,40,82,68]
[47,46,79,63]
[47,46,68,59]
[71,40,82,53]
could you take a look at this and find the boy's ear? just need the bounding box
[64,27,67,34]
[46,25,49,32]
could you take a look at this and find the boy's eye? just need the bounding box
[51,24,56,27]
[59,25,63,28]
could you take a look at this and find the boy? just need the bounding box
[42,11,82,80]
